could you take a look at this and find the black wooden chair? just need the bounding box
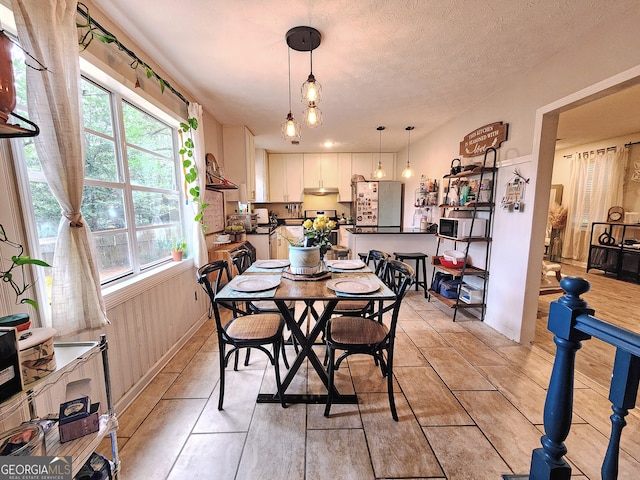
[324,259,414,421]
[230,247,294,366]
[196,260,286,409]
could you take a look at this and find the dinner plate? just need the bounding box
[329,260,365,270]
[254,260,290,268]
[326,278,379,295]
[229,277,281,292]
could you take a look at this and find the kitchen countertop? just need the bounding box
[346,227,436,234]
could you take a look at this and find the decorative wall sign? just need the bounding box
[459,122,508,158]
[501,169,529,212]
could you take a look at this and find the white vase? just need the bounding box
[289,245,321,274]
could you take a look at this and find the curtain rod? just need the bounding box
[76,5,189,107]
[563,145,617,158]
[625,140,640,147]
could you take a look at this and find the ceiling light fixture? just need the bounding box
[286,26,323,128]
[281,46,301,141]
[373,126,386,179]
[401,126,415,179]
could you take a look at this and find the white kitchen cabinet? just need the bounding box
[352,152,396,180]
[268,153,303,202]
[275,226,303,259]
[338,153,352,202]
[246,233,270,259]
[254,148,268,202]
[303,153,339,189]
[222,125,256,201]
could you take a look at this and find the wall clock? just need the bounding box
[607,206,624,223]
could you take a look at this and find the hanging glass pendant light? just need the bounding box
[286,26,323,129]
[281,47,301,141]
[303,100,323,128]
[401,126,415,179]
[301,46,322,104]
[373,126,386,179]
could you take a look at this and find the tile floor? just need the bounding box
[106,290,640,479]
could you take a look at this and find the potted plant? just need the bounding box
[0,223,49,310]
[281,216,336,274]
[172,239,187,262]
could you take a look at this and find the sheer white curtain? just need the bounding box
[187,102,208,268]
[563,148,626,261]
[12,0,108,335]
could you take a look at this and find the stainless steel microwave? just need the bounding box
[439,217,486,240]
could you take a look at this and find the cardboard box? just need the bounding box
[58,396,100,443]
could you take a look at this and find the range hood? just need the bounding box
[303,187,339,196]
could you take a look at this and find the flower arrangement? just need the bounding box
[302,216,336,257]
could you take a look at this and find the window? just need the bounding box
[12,45,185,285]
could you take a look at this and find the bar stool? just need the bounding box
[393,252,428,297]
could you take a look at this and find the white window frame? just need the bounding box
[11,55,193,317]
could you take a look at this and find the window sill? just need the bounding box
[103,258,194,310]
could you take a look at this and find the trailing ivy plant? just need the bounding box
[76,4,206,229]
[180,118,209,230]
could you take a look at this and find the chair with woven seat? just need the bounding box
[393,251,428,297]
[229,248,294,365]
[196,260,287,410]
[324,259,414,421]
[326,249,391,318]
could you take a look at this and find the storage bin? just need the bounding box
[0,423,45,456]
[18,327,57,386]
[443,250,466,266]
[459,283,484,304]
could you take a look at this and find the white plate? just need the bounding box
[229,277,281,292]
[329,260,365,270]
[326,278,379,295]
[254,260,290,268]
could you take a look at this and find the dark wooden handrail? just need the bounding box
[528,276,640,480]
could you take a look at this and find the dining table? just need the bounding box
[214,258,397,405]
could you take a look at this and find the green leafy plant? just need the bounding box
[0,224,49,309]
[174,239,187,252]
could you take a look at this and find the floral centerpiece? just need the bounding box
[301,215,336,259]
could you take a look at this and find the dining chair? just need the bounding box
[196,260,287,409]
[230,247,294,366]
[324,259,415,421]
[327,249,390,317]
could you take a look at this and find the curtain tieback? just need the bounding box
[64,212,84,228]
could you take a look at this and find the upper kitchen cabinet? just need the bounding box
[254,148,268,202]
[303,153,339,190]
[268,153,303,202]
[338,153,353,202]
[352,152,396,180]
[222,125,257,201]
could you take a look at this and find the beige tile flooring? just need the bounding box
[104,290,640,479]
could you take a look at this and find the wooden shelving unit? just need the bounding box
[428,148,497,321]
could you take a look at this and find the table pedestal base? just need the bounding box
[257,393,358,404]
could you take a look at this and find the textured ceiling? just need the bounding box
[92,0,639,154]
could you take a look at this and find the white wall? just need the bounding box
[396,3,640,343]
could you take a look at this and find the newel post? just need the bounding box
[529,277,593,480]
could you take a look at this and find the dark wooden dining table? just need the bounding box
[214,261,396,404]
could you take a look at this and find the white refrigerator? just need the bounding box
[354,181,404,227]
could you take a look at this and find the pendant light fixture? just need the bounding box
[281,46,301,141]
[401,126,415,179]
[286,26,323,128]
[373,126,386,179]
